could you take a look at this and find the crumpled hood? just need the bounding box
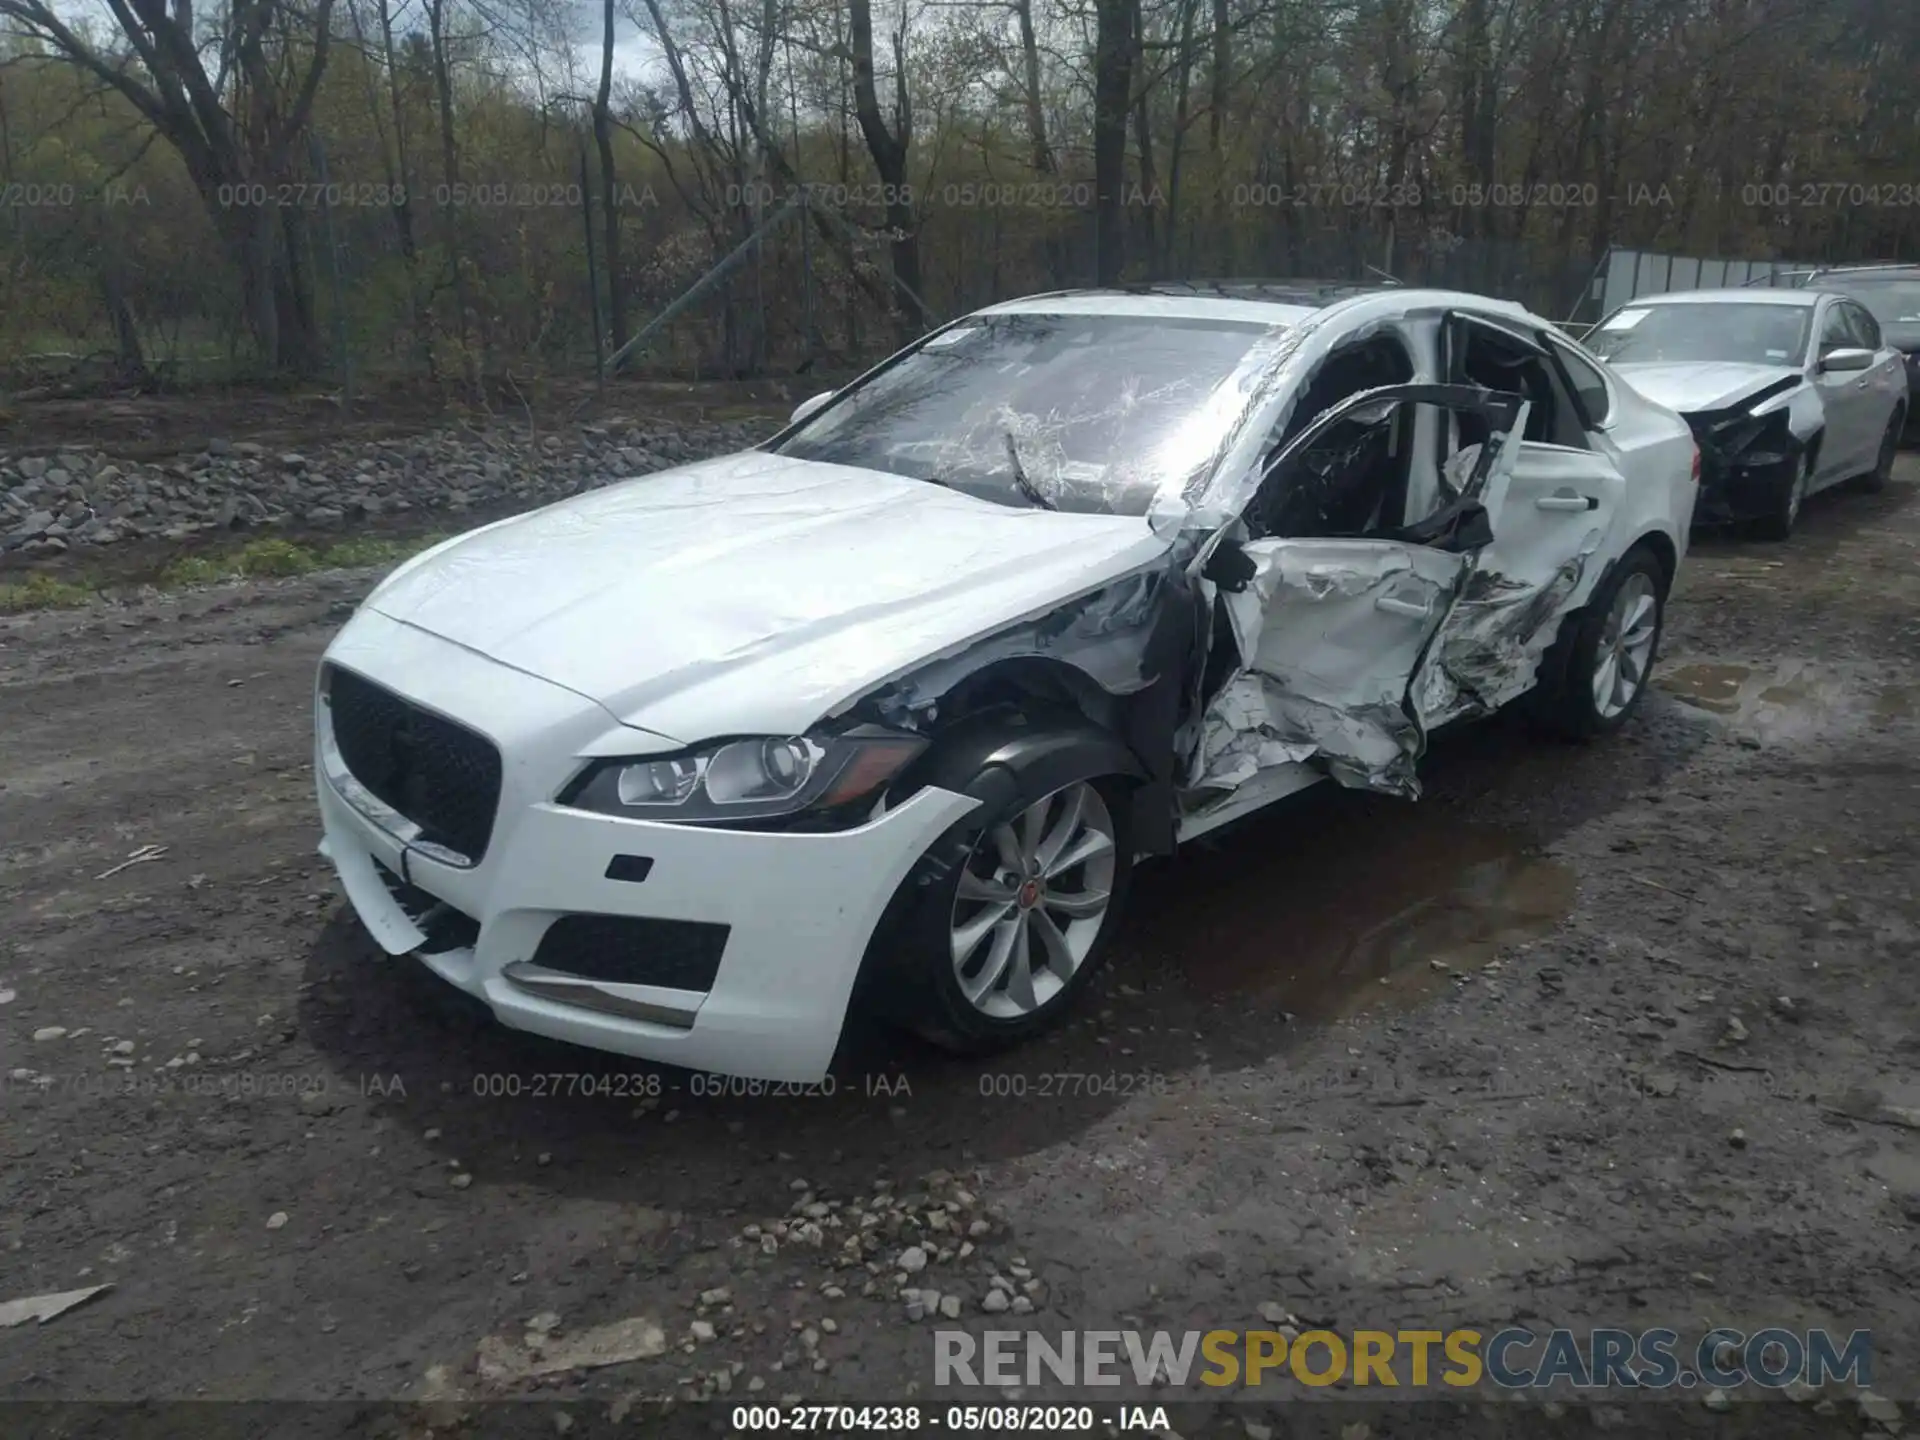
[366,451,1169,740]
[1612,361,1801,416]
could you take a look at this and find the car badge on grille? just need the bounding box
[387,715,431,816]
[387,714,414,777]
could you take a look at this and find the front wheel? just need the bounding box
[1530,546,1668,741]
[1752,451,1812,540]
[1855,410,1902,493]
[881,771,1134,1055]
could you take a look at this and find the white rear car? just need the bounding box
[1588,287,1907,538]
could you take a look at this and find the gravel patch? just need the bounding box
[0,417,772,553]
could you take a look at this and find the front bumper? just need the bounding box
[1692,451,1798,524]
[1683,410,1803,525]
[315,609,979,1082]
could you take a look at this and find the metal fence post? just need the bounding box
[580,144,606,385]
[800,188,816,364]
[309,133,352,408]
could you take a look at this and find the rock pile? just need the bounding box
[1,416,772,554]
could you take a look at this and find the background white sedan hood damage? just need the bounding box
[1611,361,1800,417]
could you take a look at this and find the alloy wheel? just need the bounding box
[949,781,1117,1020]
[1592,572,1659,720]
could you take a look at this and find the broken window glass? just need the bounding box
[773,313,1280,517]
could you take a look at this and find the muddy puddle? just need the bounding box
[1125,793,1575,1021]
[1657,658,1911,740]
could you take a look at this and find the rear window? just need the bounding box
[1822,275,1920,328]
[1550,338,1612,426]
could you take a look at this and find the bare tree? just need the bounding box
[1092,0,1132,283]
[593,0,629,358]
[0,0,337,372]
[848,0,923,341]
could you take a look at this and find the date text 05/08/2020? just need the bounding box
[727,1404,1150,1432]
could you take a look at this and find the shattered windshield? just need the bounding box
[773,313,1279,516]
[1586,303,1811,367]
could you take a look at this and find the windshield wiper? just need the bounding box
[1003,432,1055,510]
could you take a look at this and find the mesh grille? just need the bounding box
[531,915,729,992]
[326,665,503,862]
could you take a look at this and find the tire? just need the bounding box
[1751,449,1812,541]
[868,755,1135,1057]
[1855,410,1902,493]
[1529,544,1669,741]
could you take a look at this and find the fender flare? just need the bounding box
[888,705,1149,821]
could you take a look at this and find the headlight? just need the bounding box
[562,728,928,826]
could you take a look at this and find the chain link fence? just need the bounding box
[0,143,1834,393]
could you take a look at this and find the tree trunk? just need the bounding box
[1208,0,1231,270]
[1165,0,1197,276]
[1130,0,1159,276]
[1093,0,1133,285]
[428,0,476,379]
[848,0,923,343]
[101,270,150,388]
[352,0,432,374]
[1014,0,1054,175]
[593,0,628,362]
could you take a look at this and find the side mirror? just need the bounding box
[790,390,836,426]
[1819,347,1874,373]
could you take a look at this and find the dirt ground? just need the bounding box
[2,456,1918,1439]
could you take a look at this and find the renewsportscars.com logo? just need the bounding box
[934,1327,1873,1391]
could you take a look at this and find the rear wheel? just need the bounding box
[1530,545,1668,741]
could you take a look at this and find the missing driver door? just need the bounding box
[1195,384,1528,798]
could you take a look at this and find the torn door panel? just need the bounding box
[1417,437,1611,719]
[1192,540,1467,798]
[1417,547,1591,721]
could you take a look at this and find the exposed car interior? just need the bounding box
[1450,319,1587,450]
[1243,335,1416,539]
[1239,315,1590,547]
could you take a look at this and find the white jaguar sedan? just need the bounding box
[315,283,1700,1081]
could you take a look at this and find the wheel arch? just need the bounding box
[1626,527,1679,590]
[855,571,1204,858]
[1576,526,1678,616]
[851,707,1146,1032]
[884,697,1150,830]
[1530,529,1675,721]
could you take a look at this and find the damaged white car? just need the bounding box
[315,285,1699,1081]
[1587,288,1908,538]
